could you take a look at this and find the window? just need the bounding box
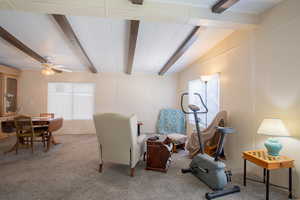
[188,74,220,127]
[48,83,95,120]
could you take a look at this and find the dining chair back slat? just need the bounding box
[14,115,34,136]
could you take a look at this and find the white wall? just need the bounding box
[253,0,300,192]
[19,71,178,134]
[178,0,300,196]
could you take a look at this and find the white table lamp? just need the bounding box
[257,118,290,156]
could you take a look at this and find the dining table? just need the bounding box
[2,117,63,153]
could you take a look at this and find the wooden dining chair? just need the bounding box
[14,115,48,154]
[40,113,55,118]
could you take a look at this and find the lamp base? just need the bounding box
[264,138,282,156]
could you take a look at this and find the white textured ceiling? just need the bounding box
[68,16,127,73]
[0,0,261,29]
[0,10,235,74]
[0,11,85,70]
[168,27,234,73]
[148,0,284,14]
[0,0,281,75]
[134,22,194,73]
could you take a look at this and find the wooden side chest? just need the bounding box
[146,136,172,173]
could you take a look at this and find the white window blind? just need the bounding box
[188,74,220,127]
[48,83,95,120]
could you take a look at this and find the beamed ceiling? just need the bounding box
[0,0,283,75]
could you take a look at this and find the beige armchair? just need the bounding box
[93,113,146,177]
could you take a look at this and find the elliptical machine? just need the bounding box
[180,92,240,200]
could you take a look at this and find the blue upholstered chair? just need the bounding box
[157,109,187,152]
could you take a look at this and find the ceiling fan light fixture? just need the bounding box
[41,68,55,76]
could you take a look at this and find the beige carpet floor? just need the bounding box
[0,134,289,200]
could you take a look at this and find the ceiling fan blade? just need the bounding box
[61,68,72,72]
[41,62,72,73]
[51,68,63,73]
[52,66,72,72]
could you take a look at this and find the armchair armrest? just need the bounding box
[137,134,147,145]
[131,134,147,167]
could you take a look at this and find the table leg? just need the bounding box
[263,168,266,183]
[266,169,270,200]
[289,168,293,199]
[243,159,247,186]
[45,132,52,152]
[51,135,60,145]
[4,143,17,154]
[4,137,25,154]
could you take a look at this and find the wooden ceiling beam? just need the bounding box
[126,20,140,75]
[52,14,98,73]
[212,0,240,14]
[158,26,200,76]
[0,26,47,63]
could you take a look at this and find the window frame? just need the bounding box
[47,82,95,120]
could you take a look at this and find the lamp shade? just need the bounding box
[200,75,212,82]
[257,118,290,137]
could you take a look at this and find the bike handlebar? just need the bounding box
[180,92,208,114]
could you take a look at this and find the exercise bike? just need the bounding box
[180,92,240,200]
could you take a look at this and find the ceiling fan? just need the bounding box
[41,57,72,75]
